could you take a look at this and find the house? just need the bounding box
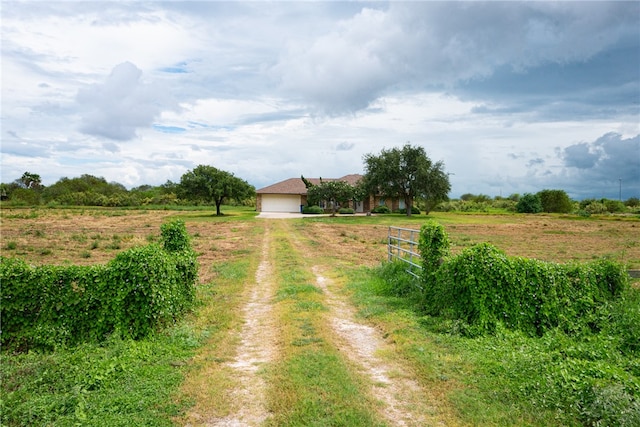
[256,174,403,213]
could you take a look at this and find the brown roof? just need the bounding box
[256,174,363,195]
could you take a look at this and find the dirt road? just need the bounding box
[183,219,452,426]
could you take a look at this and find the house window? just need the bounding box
[399,199,405,209]
[379,198,385,206]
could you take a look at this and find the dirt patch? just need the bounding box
[191,225,279,426]
[312,266,446,426]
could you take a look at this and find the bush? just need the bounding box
[585,201,609,214]
[418,222,629,337]
[161,219,191,252]
[516,193,542,213]
[625,197,640,207]
[604,199,626,213]
[398,206,420,215]
[436,200,490,212]
[538,189,573,213]
[302,205,324,214]
[0,222,198,351]
[338,207,355,214]
[371,205,391,214]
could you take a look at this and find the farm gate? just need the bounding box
[387,226,422,279]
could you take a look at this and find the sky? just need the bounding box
[1,1,639,200]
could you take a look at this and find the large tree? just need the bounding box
[178,165,254,216]
[363,143,450,216]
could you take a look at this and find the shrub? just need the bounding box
[302,205,324,214]
[418,222,629,337]
[398,206,420,215]
[371,205,391,214]
[603,199,626,213]
[625,197,640,207]
[0,222,198,351]
[516,193,543,213]
[538,189,573,213]
[338,207,355,214]
[585,201,608,214]
[161,219,190,252]
[417,220,449,287]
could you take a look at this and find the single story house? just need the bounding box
[256,174,404,213]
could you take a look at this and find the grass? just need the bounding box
[2,206,639,426]
[265,223,383,426]
[1,328,201,426]
[346,262,640,426]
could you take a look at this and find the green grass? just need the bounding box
[346,263,640,426]
[266,224,383,426]
[1,329,201,426]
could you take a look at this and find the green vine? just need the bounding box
[1,220,198,351]
[418,222,629,337]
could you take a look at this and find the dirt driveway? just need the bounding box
[182,219,452,426]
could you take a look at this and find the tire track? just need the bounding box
[203,225,278,427]
[312,266,442,427]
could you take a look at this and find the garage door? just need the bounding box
[261,194,302,212]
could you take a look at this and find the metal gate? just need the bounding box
[387,226,422,279]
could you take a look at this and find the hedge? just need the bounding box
[1,219,197,351]
[418,221,629,337]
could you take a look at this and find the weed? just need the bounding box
[5,241,17,250]
[71,233,87,243]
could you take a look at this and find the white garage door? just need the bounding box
[261,194,302,212]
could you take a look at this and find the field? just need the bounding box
[2,207,639,270]
[1,206,639,426]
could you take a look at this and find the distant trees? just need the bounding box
[41,175,136,206]
[178,165,255,216]
[515,189,572,214]
[16,172,42,190]
[363,143,450,216]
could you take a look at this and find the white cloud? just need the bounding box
[76,62,175,140]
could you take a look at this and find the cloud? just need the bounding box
[336,142,355,151]
[76,61,174,140]
[274,2,639,115]
[551,133,640,198]
[527,158,545,168]
[563,142,600,169]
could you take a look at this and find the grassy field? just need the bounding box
[1,206,638,426]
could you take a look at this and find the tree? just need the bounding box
[178,165,254,216]
[15,172,42,190]
[306,179,355,216]
[516,193,542,213]
[41,174,129,205]
[537,189,573,213]
[363,143,450,216]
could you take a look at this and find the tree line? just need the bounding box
[1,143,453,217]
[0,166,254,215]
[3,143,637,216]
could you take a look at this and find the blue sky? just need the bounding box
[1,1,639,199]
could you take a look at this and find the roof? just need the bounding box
[256,174,363,195]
